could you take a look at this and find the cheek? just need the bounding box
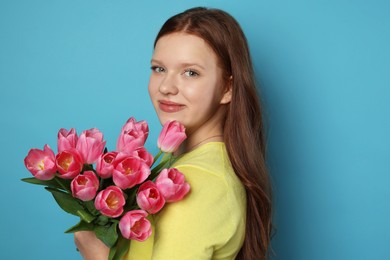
[148,78,158,101]
[186,82,220,107]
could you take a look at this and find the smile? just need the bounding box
[158,100,185,113]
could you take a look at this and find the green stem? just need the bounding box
[151,150,163,167]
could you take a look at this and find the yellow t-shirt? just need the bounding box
[124,142,246,260]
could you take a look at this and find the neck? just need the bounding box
[187,134,223,151]
[176,105,227,155]
[176,132,224,156]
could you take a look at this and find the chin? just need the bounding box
[157,114,175,124]
[157,113,185,126]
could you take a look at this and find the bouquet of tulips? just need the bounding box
[22,117,190,260]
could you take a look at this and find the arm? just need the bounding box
[74,231,109,260]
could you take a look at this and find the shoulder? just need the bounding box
[173,142,234,178]
[168,142,246,222]
[172,142,245,199]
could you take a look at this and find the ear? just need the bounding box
[220,76,232,104]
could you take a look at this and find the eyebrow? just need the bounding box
[151,59,206,70]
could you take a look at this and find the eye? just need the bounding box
[151,66,165,73]
[183,69,199,77]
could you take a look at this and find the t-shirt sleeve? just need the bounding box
[151,164,238,260]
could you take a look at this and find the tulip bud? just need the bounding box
[112,155,150,189]
[116,117,149,154]
[57,128,78,153]
[94,186,125,218]
[136,181,165,214]
[132,147,154,167]
[71,171,99,201]
[55,149,83,179]
[119,210,151,241]
[156,168,190,202]
[24,144,57,180]
[157,120,186,153]
[96,151,118,179]
[76,128,106,164]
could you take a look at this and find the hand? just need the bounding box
[74,231,109,260]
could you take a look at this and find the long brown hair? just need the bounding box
[154,7,272,259]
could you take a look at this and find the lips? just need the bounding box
[158,100,185,113]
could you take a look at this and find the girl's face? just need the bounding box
[148,33,231,136]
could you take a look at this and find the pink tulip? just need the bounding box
[116,117,149,154]
[157,120,186,153]
[24,144,57,180]
[121,117,149,140]
[57,128,78,153]
[119,210,151,241]
[94,186,125,218]
[112,155,150,190]
[96,151,118,178]
[156,168,190,202]
[132,147,154,167]
[71,171,99,201]
[55,149,83,179]
[136,181,165,214]
[76,128,106,164]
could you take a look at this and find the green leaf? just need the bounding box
[95,221,119,248]
[45,187,85,216]
[84,200,100,216]
[95,215,109,226]
[123,188,138,212]
[21,177,70,191]
[21,176,72,192]
[108,246,117,260]
[21,177,51,186]
[76,209,96,223]
[53,177,72,192]
[65,220,94,233]
[110,236,130,260]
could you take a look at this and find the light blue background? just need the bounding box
[1,0,389,259]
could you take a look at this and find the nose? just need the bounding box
[159,73,179,95]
